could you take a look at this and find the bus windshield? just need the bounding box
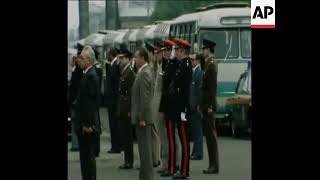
[199,29,239,59]
[240,29,251,58]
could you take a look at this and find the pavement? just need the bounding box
[68,108,251,180]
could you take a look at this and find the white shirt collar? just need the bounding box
[121,63,130,74]
[138,63,148,74]
[83,65,93,74]
[193,64,200,72]
[111,57,117,66]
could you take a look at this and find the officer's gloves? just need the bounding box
[180,112,187,122]
[170,46,176,59]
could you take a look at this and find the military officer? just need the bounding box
[117,48,136,169]
[159,39,182,177]
[161,38,193,179]
[199,38,220,174]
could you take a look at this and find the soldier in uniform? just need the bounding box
[117,48,136,169]
[159,39,182,177]
[161,38,193,179]
[199,38,220,174]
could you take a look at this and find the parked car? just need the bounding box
[225,64,251,138]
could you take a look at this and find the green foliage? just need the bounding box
[150,0,250,23]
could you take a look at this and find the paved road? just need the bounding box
[68,107,251,180]
[68,136,251,180]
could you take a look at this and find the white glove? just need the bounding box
[170,46,176,59]
[180,112,187,122]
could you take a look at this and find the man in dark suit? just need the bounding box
[75,46,100,180]
[199,38,220,174]
[92,51,103,157]
[117,48,136,169]
[131,48,154,180]
[189,53,204,160]
[105,47,121,153]
[69,56,83,151]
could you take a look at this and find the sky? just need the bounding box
[68,0,105,31]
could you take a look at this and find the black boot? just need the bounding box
[203,166,219,174]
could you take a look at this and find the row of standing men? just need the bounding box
[68,37,219,180]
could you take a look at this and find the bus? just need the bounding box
[169,3,251,121]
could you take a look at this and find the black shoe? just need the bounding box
[118,163,133,169]
[70,148,79,152]
[190,155,203,160]
[160,170,173,177]
[157,168,166,174]
[107,149,121,154]
[172,172,189,179]
[203,167,219,174]
[153,161,161,167]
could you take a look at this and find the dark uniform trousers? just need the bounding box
[136,125,154,180]
[202,111,219,169]
[119,113,134,165]
[77,132,97,180]
[166,118,190,177]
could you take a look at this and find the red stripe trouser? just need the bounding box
[166,119,190,176]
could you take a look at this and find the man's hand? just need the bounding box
[128,112,131,117]
[197,105,200,112]
[208,107,213,113]
[159,112,165,120]
[82,126,93,134]
[139,120,146,128]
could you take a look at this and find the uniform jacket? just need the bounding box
[159,58,179,114]
[200,55,218,111]
[117,64,136,119]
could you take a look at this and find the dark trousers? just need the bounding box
[77,132,97,180]
[108,105,120,151]
[95,109,101,157]
[120,116,134,165]
[202,111,219,169]
[190,111,203,158]
[136,125,154,180]
[166,119,190,176]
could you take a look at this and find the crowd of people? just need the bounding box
[68,37,220,180]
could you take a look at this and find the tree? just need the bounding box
[79,0,90,39]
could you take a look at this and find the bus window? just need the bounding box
[191,24,195,34]
[176,26,180,37]
[181,25,185,39]
[240,29,251,58]
[185,25,190,42]
[199,29,239,59]
[170,27,174,38]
